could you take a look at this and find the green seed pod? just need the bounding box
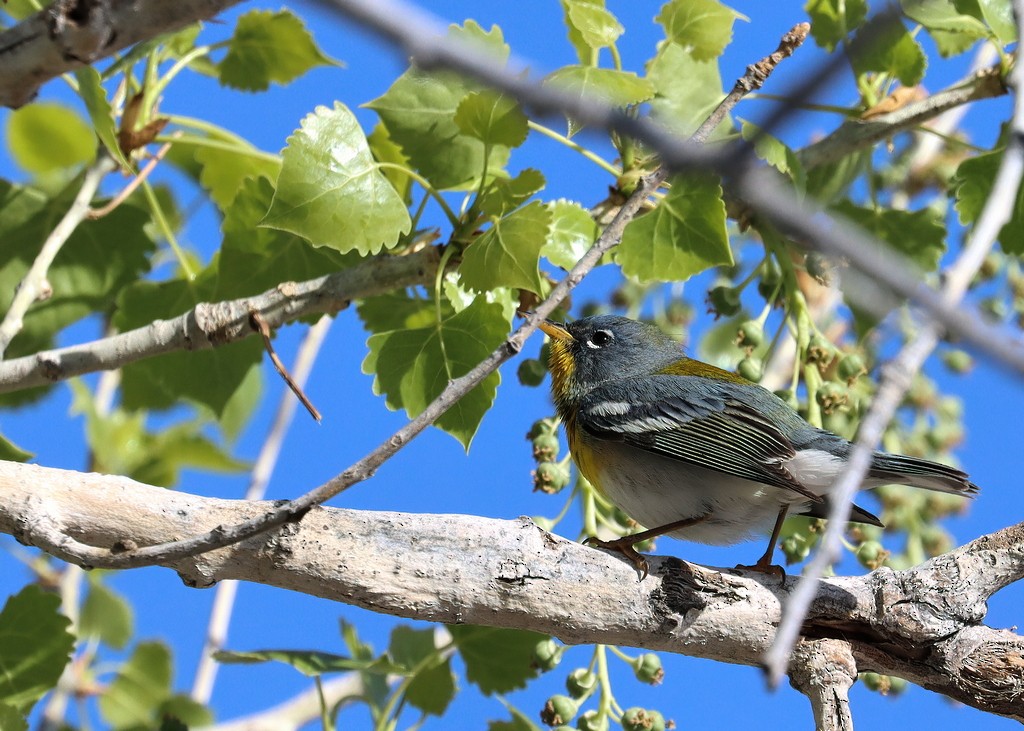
[941,349,973,374]
[736,320,765,349]
[665,300,694,326]
[920,525,953,557]
[738,357,763,382]
[532,433,561,462]
[534,461,570,494]
[576,710,609,731]
[541,695,579,727]
[837,353,867,384]
[621,708,665,731]
[533,638,564,672]
[860,671,884,692]
[527,418,558,441]
[805,333,835,366]
[781,533,811,564]
[632,653,664,685]
[518,358,548,387]
[707,284,741,318]
[757,258,783,301]
[815,382,847,415]
[566,668,598,699]
[855,540,889,570]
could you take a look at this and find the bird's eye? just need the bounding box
[588,330,613,348]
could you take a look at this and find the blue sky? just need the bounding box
[2,0,1023,729]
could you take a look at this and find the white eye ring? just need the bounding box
[587,330,613,348]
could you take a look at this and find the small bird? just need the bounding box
[538,314,978,576]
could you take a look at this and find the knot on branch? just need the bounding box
[49,0,113,62]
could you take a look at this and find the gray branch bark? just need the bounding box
[2,460,1021,722]
[0,0,246,108]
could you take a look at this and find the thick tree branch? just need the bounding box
[797,64,1007,170]
[2,461,1021,720]
[0,0,246,108]
[0,248,438,393]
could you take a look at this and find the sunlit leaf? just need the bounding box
[460,201,551,293]
[0,586,74,713]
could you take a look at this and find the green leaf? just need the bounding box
[367,122,413,203]
[115,272,264,420]
[833,202,946,270]
[477,168,546,218]
[218,9,338,91]
[901,0,988,55]
[804,149,870,202]
[0,704,27,731]
[407,657,456,716]
[357,291,436,333]
[953,150,1024,254]
[0,585,74,713]
[80,582,133,649]
[656,0,742,60]
[460,201,551,293]
[6,103,95,174]
[0,181,154,360]
[954,0,1016,43]
[366,21,512,189]
[0,434,32,462]
[74,68,131,168]
[98,641,173,729]
[543,200,598,270]
[617,174,732,281]
[217,176,351,300]
[562,0,624,55]
[544,66,654,135]
[263,102,411,254]
[213,649,404,676]
[448,625,545,695]
[647,42,729,139]
[454,91,529,148]
[194,143,280,210]
[805,0,869,51]
[388,626,438,670]
[850,18,927,86]
[362,297,509,449]
[740,120,806,193]
[159,695,212,728]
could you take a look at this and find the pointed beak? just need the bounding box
[537,319,573,342]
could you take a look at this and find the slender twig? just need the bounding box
[763,1,1024,688]
[191,316,333,704]
[248,309,322,423]
[16,15,804,572]
[87,136,178,220]
[0,154,116,358]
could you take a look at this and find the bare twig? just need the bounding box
[763,2,1024,687]
[0,154,116,358]
[248,309,321,423]
[0,248,438,393]
[201,674,368,731]
[191,316,333,705]
[87,137,177,220]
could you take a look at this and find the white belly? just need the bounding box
[585,438,816,546]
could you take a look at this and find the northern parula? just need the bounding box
[538,314,978,576]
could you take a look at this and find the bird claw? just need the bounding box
[734,560,786,579]
[584,536,650,580]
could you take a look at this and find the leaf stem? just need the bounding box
[376,163,460,227]
[527,120,621,177]
[141,180,194,279]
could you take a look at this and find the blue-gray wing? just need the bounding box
[576,377,823,502]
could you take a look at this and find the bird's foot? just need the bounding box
[734,558,786,578]
[584,536,650,580]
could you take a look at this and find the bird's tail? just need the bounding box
[868,453,979,496]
